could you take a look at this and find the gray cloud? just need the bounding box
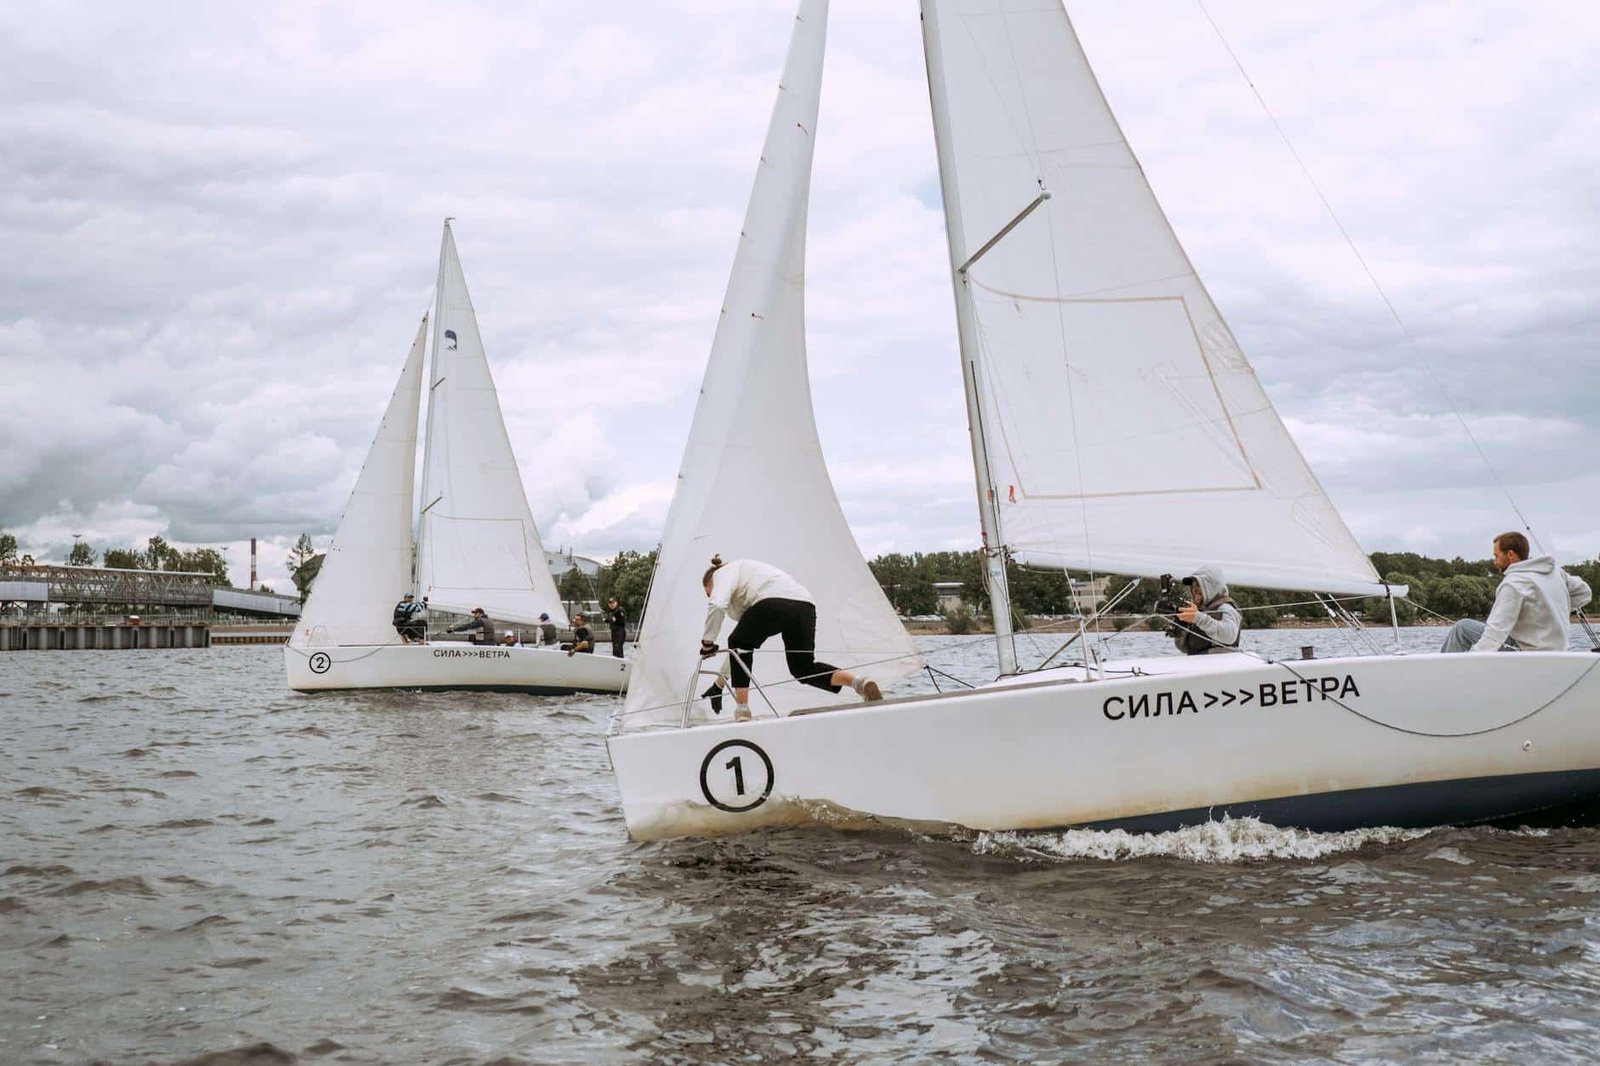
[3,0,1597,591]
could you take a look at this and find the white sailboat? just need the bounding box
[605,0,1600,839]
[285,222,629,695]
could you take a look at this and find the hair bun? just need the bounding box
[710,553,723,566]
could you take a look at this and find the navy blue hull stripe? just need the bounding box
[1079,769,1600,833]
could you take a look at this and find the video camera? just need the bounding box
[1154,573,1189,627]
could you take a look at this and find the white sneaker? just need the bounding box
[733,704,752,723]
[860,680,882,702]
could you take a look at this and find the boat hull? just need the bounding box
[606,652,1600,840]
[286,643,629,694]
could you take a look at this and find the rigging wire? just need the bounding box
[1195,1,1541,549]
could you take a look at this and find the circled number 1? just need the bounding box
[725,756,746,795]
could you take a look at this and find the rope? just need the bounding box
[1195,0,1539,548]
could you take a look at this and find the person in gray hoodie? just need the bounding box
[1441,531,1592,652]
[1170,564,1242,655]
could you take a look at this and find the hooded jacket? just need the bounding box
[1473,555,1592,652]
[1172,564,1242,655]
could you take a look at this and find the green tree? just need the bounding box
[559,566,592,605]
[103,547,145,570]
[0,530,18,569]
[67,540,97,566]
[597,548,659,626]
[290,554,324,602]
[176,547,229,585]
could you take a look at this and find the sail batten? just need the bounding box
[921,0,1388,596]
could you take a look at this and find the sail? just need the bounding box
[416,222,568,625]
[291,316,426,648]
[617,0,922,732]
[921,0,1389,597]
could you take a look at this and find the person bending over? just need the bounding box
[1441,532,1592,653]
[700,555,881,723]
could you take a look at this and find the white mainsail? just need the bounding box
[416,222,568,626]
[619,0,922,731]
[922,0,1389,597]
[292,316,427,648]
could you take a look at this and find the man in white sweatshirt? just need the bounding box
[1441,531,1592,653]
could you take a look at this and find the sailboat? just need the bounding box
[605,0,1600,839]
[285,222,629,695]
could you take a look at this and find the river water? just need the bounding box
[5,628,1600,1064]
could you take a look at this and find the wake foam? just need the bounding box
[973,816,1432,863]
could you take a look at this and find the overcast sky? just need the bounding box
[3,0,1596,591]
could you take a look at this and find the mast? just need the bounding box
[920,1,1017,676]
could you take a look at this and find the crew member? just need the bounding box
[566,614,594,657]
[1442,532,1592,652]
[536,612,558,648]
[392,593,426,644]
[1169,565,1242,655]
[448,607,492,645]
[501,630,521,648]
[700,554,882,723]
[606,597,627,657]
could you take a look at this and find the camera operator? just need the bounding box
[1164,566,1241,655]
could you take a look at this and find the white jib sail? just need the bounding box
[415,221,567,625]
[922,0,1389,597]
[292,316,427,648]
[617,0,922,732]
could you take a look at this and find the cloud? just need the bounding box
[3,0,1598,598]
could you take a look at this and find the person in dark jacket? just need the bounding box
[448,607,492,645]
[606,598,627,657]
[566,614,594,657]
[392,593,426,643]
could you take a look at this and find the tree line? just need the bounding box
[0,530,230,585]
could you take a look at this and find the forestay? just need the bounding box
[922,0,1389,597]
[617,0,921,732]
[292,317,426,648]
[416,223,567,625]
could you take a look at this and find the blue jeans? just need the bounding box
[1440,619,1518,653]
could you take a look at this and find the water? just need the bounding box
[5,629,1600,1064]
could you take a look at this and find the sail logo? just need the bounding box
[1102,674,1361,721]
[443,329,457,350]
[431,648,511,660]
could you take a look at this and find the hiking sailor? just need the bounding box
[1169,565,1242,655]
[1441,531,1593,652]
[699,555,883,723]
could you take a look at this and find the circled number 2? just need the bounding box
[699,740,774,814]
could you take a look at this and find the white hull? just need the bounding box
[607,652,1600,840]
[286,643,629,694]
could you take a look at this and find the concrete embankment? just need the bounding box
[0,623,211,651]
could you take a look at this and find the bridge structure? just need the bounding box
[0,564,301,620]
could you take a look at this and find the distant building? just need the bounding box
[1068,576,1109,613]
[933,581,965,613]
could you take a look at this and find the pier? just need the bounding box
[0,562,302,651]
[0,622,210,651]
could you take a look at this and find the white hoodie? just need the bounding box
[703,559,814,643]
[1474,555,1592,652]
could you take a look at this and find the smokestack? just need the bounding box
[250,538,258,591]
